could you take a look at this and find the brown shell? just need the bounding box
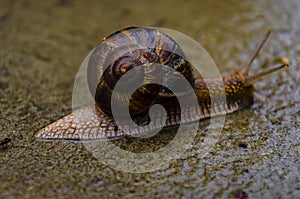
[87,27,195,117]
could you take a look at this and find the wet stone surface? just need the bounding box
[0,0,299,198]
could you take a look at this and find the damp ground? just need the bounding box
[0,0,299,198]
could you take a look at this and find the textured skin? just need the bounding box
[35,73,254,141]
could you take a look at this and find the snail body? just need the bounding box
[35,27,288,141]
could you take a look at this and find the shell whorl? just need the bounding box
[87,27,195,118]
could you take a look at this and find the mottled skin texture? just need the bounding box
[35,27,288,141]
[35,73,255,141]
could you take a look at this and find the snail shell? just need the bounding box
[35,28,288,141]
[88,27,195,118]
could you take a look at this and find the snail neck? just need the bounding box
[194,74,255,113]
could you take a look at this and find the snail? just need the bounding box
[35,27,288,141]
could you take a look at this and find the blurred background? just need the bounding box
[0,0,299,198]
